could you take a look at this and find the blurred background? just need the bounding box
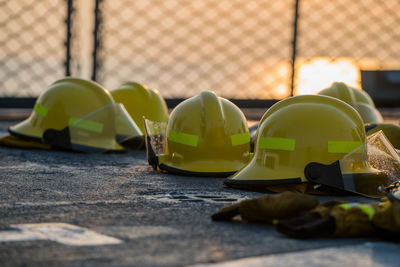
[1,0,399,111]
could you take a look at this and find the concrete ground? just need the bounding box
[0,118,400,267]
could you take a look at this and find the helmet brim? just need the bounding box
[9,119,44,142]
[159,163,236,177]
[158,157,246,177]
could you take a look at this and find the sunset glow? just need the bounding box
[295,57,361,95]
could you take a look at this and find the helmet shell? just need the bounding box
[111,82,169,131]
[10,77,114,141]
[228,95,367,184]
[318,82,383,123]
[159,91,251,175]
[9,77,129,151]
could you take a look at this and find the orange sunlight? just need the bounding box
[295,57,361,95]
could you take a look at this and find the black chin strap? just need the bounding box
[304,161,344,188]
[43,127,72,150]
[145,135,159,170]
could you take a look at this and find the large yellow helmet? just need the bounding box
[111,82,169,132]
[145,91,251,177]
[9,77,142,152]
[225,95,399,197]
[318,82,383,123]
[225,95,369,186]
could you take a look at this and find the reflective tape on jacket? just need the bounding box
[168,130,198,147]
[328,141,363,153]
[339,203,375,220]
[259,137,295,151]
[33,103,48,117]
[68,117,104,134]
[231,132,250,146]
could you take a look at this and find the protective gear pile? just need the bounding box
[212,191,400,240]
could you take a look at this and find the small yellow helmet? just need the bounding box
[111,82,169,132]
[145,91,251,177]
[318,82,383,123]
[9,77,142,152]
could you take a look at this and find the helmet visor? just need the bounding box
[305,131,400,198]
[69,103,142,152]
[143,118,167,155]
[143,117,167,168]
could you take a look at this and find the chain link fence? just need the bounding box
[0,0,79,97]
[97,0,295,99]
[0,0,399,100]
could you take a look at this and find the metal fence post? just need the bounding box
[65,0,74,76]
[290,0,300,96]
[92,0,103,81]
